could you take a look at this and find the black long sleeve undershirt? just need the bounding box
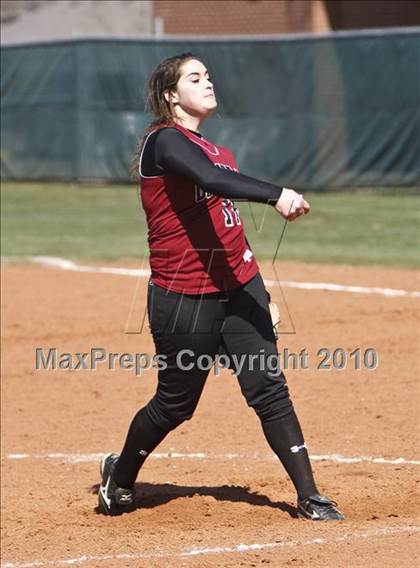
[141,127,283,205]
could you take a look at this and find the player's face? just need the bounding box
[170,59,217,118]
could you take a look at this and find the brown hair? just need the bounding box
[131,52,201,181]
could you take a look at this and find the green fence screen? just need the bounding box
[2,29,419,189]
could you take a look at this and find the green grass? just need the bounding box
[1,182,419,268]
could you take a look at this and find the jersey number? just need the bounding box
[196,187,241,228]
[222,199,241,227]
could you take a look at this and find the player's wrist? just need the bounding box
[270,187,283,208]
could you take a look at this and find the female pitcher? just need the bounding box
[98,53,344,521]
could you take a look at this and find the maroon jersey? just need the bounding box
[139,124,259,294]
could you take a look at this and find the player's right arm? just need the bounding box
[144,128,309,221]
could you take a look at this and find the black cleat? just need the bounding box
[297,493,344,521]
[98,453,135,516]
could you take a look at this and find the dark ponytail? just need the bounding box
[130,52,201,181]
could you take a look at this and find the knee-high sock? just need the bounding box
[261,409,318,500]
[113,406,170,489]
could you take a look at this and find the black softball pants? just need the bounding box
[114,273,318,499]
[147,271,291,426]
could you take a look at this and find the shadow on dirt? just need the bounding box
[90,481,297,517]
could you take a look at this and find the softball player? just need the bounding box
[99,53,344,521]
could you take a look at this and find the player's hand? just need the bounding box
[275,188,310,221]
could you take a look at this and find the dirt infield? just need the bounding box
[1,261,419,567]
